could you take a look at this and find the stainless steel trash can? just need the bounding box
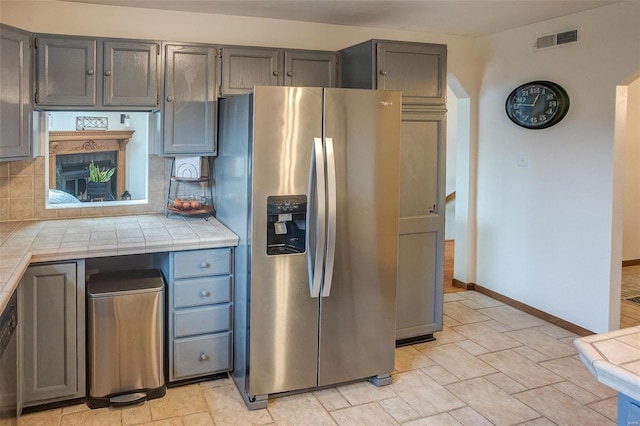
[87,269,166,408]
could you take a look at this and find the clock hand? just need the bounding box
[531,93,540,107]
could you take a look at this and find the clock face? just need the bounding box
[505,81,569,129]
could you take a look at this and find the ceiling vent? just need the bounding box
[535,29,579,49]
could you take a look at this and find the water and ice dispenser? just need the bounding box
[267,195,307,255]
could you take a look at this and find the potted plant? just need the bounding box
[86,161,115,200]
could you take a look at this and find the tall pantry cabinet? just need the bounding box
[340,40,447,343]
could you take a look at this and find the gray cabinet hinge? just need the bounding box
[35,92,39,103]
[34,37,39,48]
[157,43,160,55]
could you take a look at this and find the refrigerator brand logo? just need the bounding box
[380,101,394,107]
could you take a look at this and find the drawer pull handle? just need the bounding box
[199,261,210,269]
[200,290,211,298]
[199,353,209,362]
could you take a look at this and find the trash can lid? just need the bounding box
[88,269,164,296]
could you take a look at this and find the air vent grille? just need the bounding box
[535,29,579,49]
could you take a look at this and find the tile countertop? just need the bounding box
[574,327,640,401]
[0,214,239,312]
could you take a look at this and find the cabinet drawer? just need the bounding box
[174,276,231,308]
[174,332,231,379]
[174,248,231,278]
[174,305,230,338]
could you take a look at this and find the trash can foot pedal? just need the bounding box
[110,392,146,406]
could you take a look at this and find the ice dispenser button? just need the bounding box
[274,222,287,235]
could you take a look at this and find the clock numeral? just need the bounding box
[546,94,554,100]
[539,115,547,122]
[546,108,554,115]
[530,117,538,124]
[548,101,557,107]
[529,87,540,94]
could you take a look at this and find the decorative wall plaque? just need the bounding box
[76,116,108,130]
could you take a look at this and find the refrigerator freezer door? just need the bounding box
[248,86,324,396]
[318,89,402,386]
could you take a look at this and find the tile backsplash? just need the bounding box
[0,154,171,221]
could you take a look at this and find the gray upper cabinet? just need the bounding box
[103,40,159,106]
[284,50,338,88]
[35,35,159,109]
[340,39,447,106]
[220,47,281,96]
[163,43,218,155]
[0,24,32,160]
[36,36,97,106]
[220,47,338,96]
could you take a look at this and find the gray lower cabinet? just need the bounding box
[162,43,218,155]
[0,24,32,160]
[155,248,233,382]
[35,35,159,108]
[21,260,86,406]
[340,39,447,107]
[396,110,446,339]
[220,46,338,96]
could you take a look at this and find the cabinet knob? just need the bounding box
[199,353,209,362]
[379,70,387,76]
[286,71,293,77]
[166,95,174,102]
[199,261,210,269]
[273,71,279,76]
[87,69,95,76]
[200,290,211,298]
[104,70,112,76]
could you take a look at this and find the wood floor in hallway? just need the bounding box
[444,239,464,293]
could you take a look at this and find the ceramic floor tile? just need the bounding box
[478,349,564,389]
[267,392,336,425]
[443,301,490,324]
[121,403,152,426]
[336,380,397,406]
[330,402,397,426]
[552,380,605,405]
[541,356,618,399]
[394,345,436,372]
[451,322,522,352]
[389,370,466,417]
[180,412,214,425]
[446,377,540,425]
[18,408,62,426]
[457,291,505,308]
[448,406,494,426]
[313,388,351,411]
[378,396,421,423]
[516,386,615,425]
[454,339,490,356]
[484,372,528,394]
[504,327,577,359]
[421,365,461,386]
[202,384,273,425]
[403,412,462,425]
[588,396,618,422]
[149,385,208,420]
[414,326,466,350]
[59,406,122,425]
[420,343,497,380]
[477,305,546,330]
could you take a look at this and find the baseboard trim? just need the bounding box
[623,259,640,267]
[473,284,594,337]
[452,279,475,290]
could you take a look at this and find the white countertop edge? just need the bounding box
[592,359,640,401]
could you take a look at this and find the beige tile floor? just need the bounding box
[621,265,640,328]
[18,290,617,426]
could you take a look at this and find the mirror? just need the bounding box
[45,111,151,209]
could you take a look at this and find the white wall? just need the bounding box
[476,1,640,333]
[623,78,640,261]
[445,86,458,240]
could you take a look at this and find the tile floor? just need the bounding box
[621,265,640,328]
[18,290,617,425]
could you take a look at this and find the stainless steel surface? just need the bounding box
[0,291,17,425]
[87,270,164,406]
[216,86,401,408]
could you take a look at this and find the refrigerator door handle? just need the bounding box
[307,137,326,298]
[322,137,337,298]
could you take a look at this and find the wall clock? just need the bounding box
[505,80,570,129]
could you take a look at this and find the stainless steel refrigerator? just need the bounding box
[215,86,401,409]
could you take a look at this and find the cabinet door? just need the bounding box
[0,25,31,159]
[103,40,158,106]
[163,44,217,155]
[396,111,445,340]
[284,51,338,88]
[36,36,96,106]
[22,262,85,405]
[376,42,446,106]
[220,47,281,96]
